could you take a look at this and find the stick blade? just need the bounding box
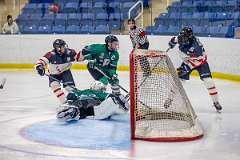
[0,78,6,89]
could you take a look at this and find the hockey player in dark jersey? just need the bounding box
[35,39,81,104]
[128,18,151,77]
[56,81,129,122]
[81,35,121,95]
[168,27,222,112]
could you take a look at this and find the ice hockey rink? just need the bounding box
[0,70,240,160]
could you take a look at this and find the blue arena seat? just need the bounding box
[109,20,122,30]
[82,13,95,20]
[55,13,68,21]
[94,25,110,34]
[182,1,193,7]
[22,3,37,14]
[109,13,123,20]
[93,2,107,9]
[145,26,155,35]
[63,2,79,13]
[96,13,108,20]
[16,14,31,26]
[39,14,54,26]
[52,25,65,34]
[93,0,107,2]
[109,1,121,9]
[153,25,168,35]
[79,25,94,34]
[66,25,81,34]
[38,25,52,34]
[167,25,180,35]
[181,12,192,19]
[66,0,79,3]
[67,13,81,26]
[22,25,38,34]
[79,2,93,13]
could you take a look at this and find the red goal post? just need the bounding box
[130,49,204,142]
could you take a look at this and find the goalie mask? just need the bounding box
[105,35,119,51]
[90,81,107,91]
[177,27,193,45]
[53,39,68,55]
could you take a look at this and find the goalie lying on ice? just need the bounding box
[56,81,129,122]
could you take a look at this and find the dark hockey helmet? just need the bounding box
[53,39,67,54]
[105,35,118,44]
[177,27,193,45]
[105,35,119,51]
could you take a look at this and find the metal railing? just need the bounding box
[128,0,143,28]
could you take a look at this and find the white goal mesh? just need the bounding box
[130,49,203,142]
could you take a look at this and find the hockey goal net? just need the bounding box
[130,49,203,142]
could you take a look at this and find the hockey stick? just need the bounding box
[0,78,6,89]
[94,67,129,93]
[94,66,151,109]
[44,73,78,91]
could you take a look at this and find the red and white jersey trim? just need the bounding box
[179,51,207,69]
[48,63,72,75]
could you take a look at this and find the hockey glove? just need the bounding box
[111,94,129,112]
[110,74,119,85]
[177,64,191,78]
[88,60,95,69]
[36,64,45,76]
[168,37,177,49]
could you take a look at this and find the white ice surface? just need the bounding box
[0,70,240,160]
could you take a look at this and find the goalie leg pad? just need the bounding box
[111,94,130,111]
[93,96,128,120]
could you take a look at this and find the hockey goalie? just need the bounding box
[56,81,129,122]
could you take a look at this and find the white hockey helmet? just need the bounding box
[90,81,107,91]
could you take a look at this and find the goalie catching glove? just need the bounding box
[57,103,80,121]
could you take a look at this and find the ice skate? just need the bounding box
[213,102,222,113]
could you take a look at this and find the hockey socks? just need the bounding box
[203,78,222,112]
[51,81,67,104]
